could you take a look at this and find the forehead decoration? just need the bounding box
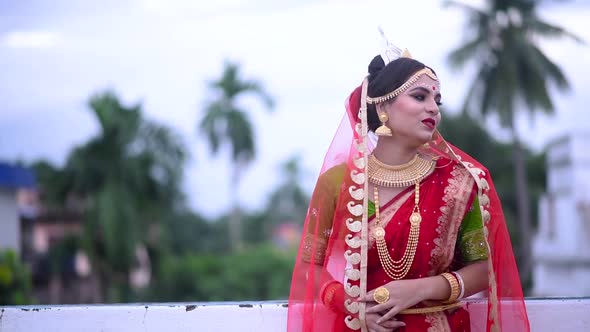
[366,68,440,105]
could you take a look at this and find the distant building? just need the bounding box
[533,131,590,296]
[0,162,35,256]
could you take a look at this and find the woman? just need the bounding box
[287,45,530,331]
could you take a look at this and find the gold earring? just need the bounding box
[375,112,392,136]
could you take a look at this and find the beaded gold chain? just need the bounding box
[373,184,422,280]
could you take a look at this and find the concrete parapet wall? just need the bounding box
[1,298,589,331]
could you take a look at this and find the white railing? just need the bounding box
[1,298,589,331]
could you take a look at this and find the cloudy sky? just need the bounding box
[1,0,589,217]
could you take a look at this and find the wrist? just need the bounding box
[416,275,453,302]
[416,277,437,302]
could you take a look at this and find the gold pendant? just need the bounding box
[373,226,385,239]
[410,212,422,226]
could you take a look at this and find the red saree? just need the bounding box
[364,157,476,331]
[287,80,530,331]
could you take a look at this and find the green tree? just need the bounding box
[146,245,293,301]
[199,61,274,251]
[438,111,546,237]
[243,155,309,245]
[266,155,310,224]
[445,0,580,282]
[0,250,33,305]
[161,210,229,255]
[35,91,187,302]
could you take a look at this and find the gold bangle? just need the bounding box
[399,301,462,315]
[440,272,460,303]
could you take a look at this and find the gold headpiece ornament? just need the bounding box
[367,28,440,105]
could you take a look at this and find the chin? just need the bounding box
[417,133,434,145]
[409,137,431,149]
[403,131,434,148]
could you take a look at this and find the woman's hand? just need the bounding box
[365,302,406,332]
[362,279,430,323]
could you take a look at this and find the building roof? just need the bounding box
[0,162,36,188]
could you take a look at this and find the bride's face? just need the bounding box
[380,74,442,146]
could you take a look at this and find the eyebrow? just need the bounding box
[409,86,442,99]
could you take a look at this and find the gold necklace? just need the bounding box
[374,184,422,280]
[368,154,435,188]
[369,153,433,280]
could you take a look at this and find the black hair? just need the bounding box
[366,56,435,132]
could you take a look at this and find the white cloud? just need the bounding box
[0,0,589,217]
[141,0,248,14]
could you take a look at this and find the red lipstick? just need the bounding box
[422,118,435,129]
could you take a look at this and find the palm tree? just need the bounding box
[36,91,187,301]
[445,0,582,284]
[199,61,274,251]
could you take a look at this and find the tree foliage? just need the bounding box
[446,0,578,284]
[32,91,188,302]
[199,60,275,250]
[438,112,546,263]
[0,250,33,305]
[145,245,294,302]
[200,61,274,166]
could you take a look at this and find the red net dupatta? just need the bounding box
[287,80,530,332]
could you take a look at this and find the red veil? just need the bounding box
[287,79,530,331]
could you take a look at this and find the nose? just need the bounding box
[426,99,439,115]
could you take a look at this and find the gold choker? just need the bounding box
[368,154,435,187]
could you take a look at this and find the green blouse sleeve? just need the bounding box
[368,200,376,218]
[456,195,489,264]
[301,164,346,265]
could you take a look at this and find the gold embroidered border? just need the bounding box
[488,259,500,329]
[358,80,370,332]
[343,157,364,331]
[424,312,452,332]
[301,233,327,265]
[459,161,500,331]
[426,129,501,329]
[343,78,369,332]
[430,164,475,274]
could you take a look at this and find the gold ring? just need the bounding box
[373,287,389,304]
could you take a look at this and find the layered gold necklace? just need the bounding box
[369,154,435,280]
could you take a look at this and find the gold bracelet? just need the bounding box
[440,272,460,303]
[399,301,462,315]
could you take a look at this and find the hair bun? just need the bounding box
[368,55,385,77]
